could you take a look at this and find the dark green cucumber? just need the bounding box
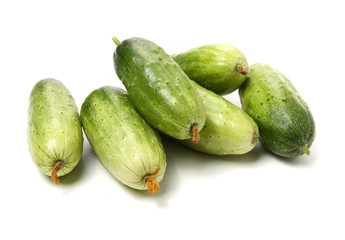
[172,43,249,95]
[239,63,316,158]
[113,37,206,143]
[27,78,83,184]
[80,86,166,194]
[180,81,259,155]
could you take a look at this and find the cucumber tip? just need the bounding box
[301,145,310,156]
[191,124,200,144]
[51,161,64,185]
[236,65,247,75]
[112,36,121,46]
[252,133,258,143]
[144,169,160,195]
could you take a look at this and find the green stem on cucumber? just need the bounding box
[112,36,121,46]
[301,145,310,156]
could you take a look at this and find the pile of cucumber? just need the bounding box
[27,36,315,194]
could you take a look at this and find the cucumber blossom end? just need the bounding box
[51,161,64,185]
[236,65,247,75]
[144,169,160,195]
[191,124,200,144]
[252,133,258,144]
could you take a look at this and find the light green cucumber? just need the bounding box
[80,86,166,194]
[113,37,206,143]
[239,63,316,158]
[180,81,259,155]
[27,78,83,184]
[172,43,249,95]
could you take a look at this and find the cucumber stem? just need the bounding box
[191,124,200,144]
[112,36,121,46]
[51,161,64,185]
[252,133,258,143]
[144,169,160,195]
[301,145,310,156]
[236,65,247,75]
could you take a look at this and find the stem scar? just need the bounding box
[252,133,258,143]
[144,169,160,195]
[191,124,200,144]
[236,65,247,75]
[51,161,64,185]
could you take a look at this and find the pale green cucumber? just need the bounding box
[27,78,83,184]
[180,81,259,155]
[173,43,249,95]
[80,86,166,194]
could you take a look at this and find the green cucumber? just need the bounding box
[180,81,259,155]
[113,37,206,143]
[80,86,166,194]
[239,63,316,158]
[172,43,249,95]
[27,78,83,184]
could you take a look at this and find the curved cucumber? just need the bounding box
[239,63,316,158]
[180,81,259,155]
[113,37,206,143]
[173,43,249,95]
[80,86,166,194]
[27,78,83,184]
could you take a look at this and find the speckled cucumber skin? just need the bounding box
[27,78,83,177]
[173,43,249,95]
[180,81,259,155]
[239,63,316,158]
[80,86,166,190]
[113,37,206,140]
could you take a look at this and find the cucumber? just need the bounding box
[239,63,316,158]
[113,37,206,143]
[172,43,249,95]
[180,81,259,155]
[80,86,166,194]
[27,78,83,184]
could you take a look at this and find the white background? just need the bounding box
[1,0,344,239]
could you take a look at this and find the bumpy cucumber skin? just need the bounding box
[113,37,206,140]
[239,63,316,158]
[180,81,259,155]
[173,43,249,95]
[80,86,166,190]
[27,78,83,177]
